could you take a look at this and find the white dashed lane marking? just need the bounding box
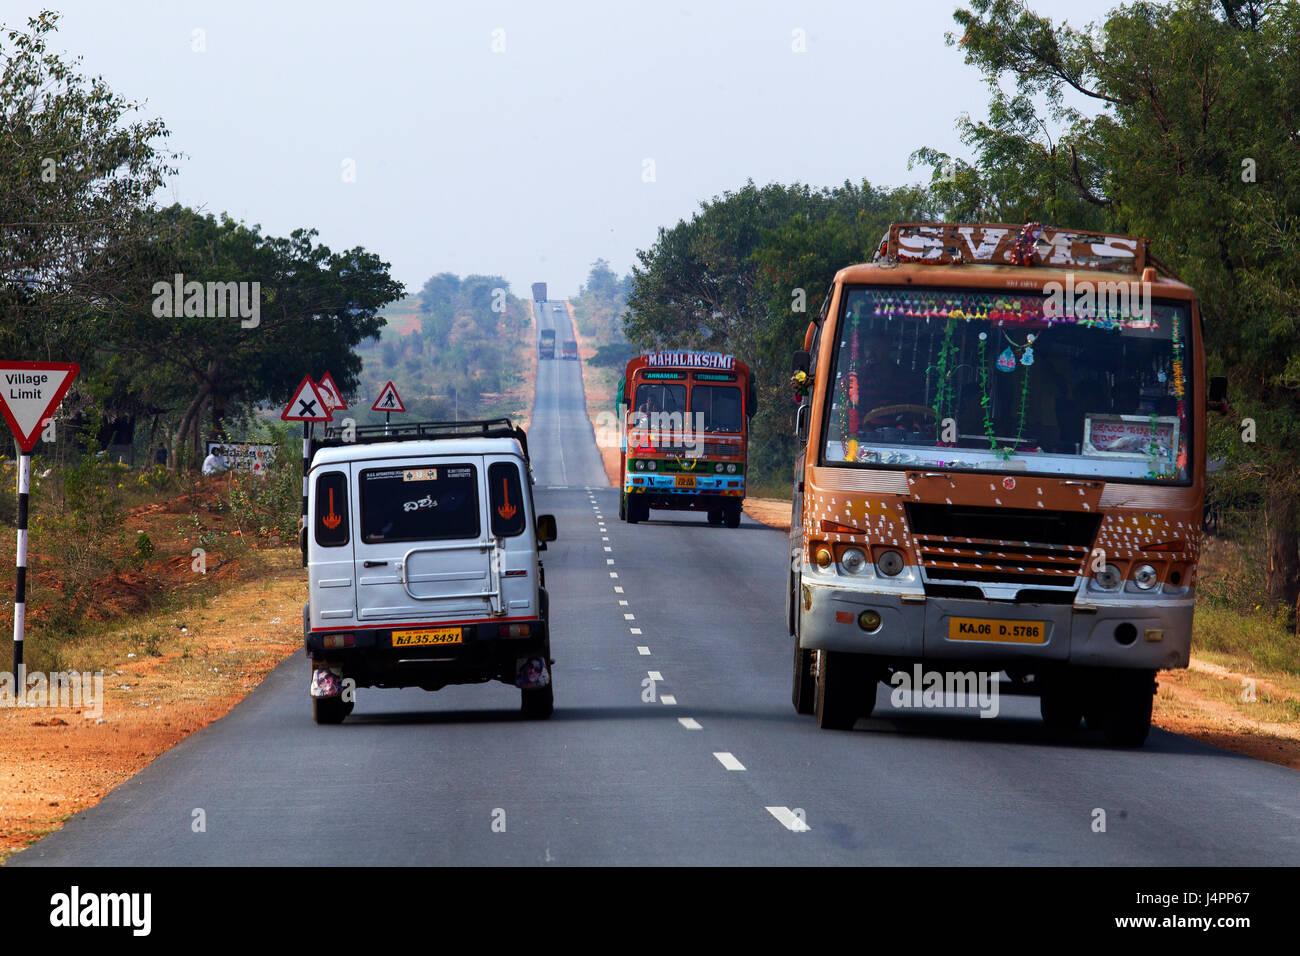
[766,807,811,832]
[678,717,701,730]
[637,646,650,655]
[624,613,635,620]
[713,752,745,771]
[629,627,642,635]
[647,671,663,681]
[660,695,677,706]
[614,586,624,593]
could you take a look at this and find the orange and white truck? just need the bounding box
[787,223,1225,745]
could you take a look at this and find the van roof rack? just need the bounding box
[313,418,529,461]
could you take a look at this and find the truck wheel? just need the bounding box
[723,501,742,528]
[627,497,641,524]
[1039,679,1083,732]
[521,681,554,719]
[815,650,861,730]
[792,639,816,715]
[619,493,627,521]
[707,508,723,526]
[313,696,352,725]
[1099,669,1155,747]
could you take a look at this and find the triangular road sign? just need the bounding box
[0,361,79,452]
[281,375,333,422]
[371,381,406,413]
[316,371,348,411]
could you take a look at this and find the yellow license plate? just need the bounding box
[675,475,695,488]
[392,627,463,647]
[948,617,1046,644]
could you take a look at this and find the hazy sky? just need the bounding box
[21,0,1123,299]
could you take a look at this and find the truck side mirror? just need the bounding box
[792,350,810,374]
[537,514,557,543]
[796,403,810,444]
[1208,375,1228,413]
[300,526,308,568]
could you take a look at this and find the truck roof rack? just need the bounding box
[873,222,1153,274]
[313,418,529,462]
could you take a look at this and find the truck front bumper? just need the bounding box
[797,576,1191,671]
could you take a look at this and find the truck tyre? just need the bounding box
[792,639,816,715]
[1098,669,1156,747]
[628,497,648,524]
[707,508,723,526]
[723,501,742,528]
[1039,678,1083,732]
[619,493,627,521]
[815,650,861,730]
[313,696,352,725]
[521,681,554,719]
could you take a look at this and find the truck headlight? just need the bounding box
[715,462,724,473]
[839,547,869,575]
[876,550,905,577]
[646,460,656,471]
[1132,564,1159,590]
[727,463,737,474]
[1092,564,1123,591]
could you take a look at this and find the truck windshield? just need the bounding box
[691,385,743,433]
[822,285,1193,483]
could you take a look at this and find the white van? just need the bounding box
[302,420,557,724]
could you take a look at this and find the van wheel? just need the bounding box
[313,696,352,725]
[1098,669,1155,747]
[521,681,554,719]
[792,640,816,715]
[723,501,742,528]
[815,651,861,730]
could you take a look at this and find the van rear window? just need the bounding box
[314,471,349,547]
[359,464,479,543]
[488,462,526,537]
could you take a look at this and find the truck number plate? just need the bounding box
[392,627,463,647]
[947,617,1046,644]
[674,475,695,488]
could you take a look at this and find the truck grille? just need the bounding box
[905,503,1099,590]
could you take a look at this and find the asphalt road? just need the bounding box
[11,318,1300,865]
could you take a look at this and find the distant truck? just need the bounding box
[562,340,578,360]
[531,282,547,302]
[538,328,556,359]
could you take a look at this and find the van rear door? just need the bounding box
[352,459,498,622]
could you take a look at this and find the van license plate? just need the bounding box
[392,627,463,647]
[948,617,1046,644]
[675,475,695,488]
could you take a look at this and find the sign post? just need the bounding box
[371,380,406,432]
[282,376,332,566]
[0,361,79,676]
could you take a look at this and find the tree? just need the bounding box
[943,0,1300,619]
[100,205,403,458]
[0,10,177,362]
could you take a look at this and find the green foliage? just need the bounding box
[571,259,632,344]
[356,274,527,423]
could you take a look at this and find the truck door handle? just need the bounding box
[363,560,388,568]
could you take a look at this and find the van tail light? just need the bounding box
[499,623,532,638]
[323,634,355,649]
